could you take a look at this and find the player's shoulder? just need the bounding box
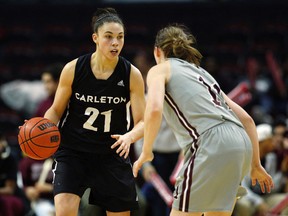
[129,63,145,92]
[130,63,141,76]
[63,59,77,74]
[121,55,140,79]
[149,60,170,75]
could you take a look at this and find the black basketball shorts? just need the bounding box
[52,146,139,212]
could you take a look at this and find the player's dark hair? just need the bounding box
[154,24,202,66]
[91,7,124,33]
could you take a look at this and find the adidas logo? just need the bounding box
[117,80,125,87]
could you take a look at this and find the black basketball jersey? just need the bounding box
[59,53,131,153]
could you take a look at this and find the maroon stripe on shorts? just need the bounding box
[179,145,197,211]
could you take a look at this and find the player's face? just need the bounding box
[93,22,124,59]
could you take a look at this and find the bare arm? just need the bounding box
[111,64,146,158]
[141,65,166,155]
[126,64,146,142]
[223,93,260,167]
[133,62,169,177]
[44,60,76,125]
[223,92,274,193]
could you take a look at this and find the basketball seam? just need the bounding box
[18,117,60,160]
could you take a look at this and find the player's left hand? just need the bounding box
[111,134,132,159]
[250,164,274,193]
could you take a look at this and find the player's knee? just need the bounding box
[54,193,80,216]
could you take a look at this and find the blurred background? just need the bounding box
[0,1,287,215]
[0,0,287,171]
[1,0,287,151]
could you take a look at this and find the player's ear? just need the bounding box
[154,47,162,64]
[92,33,98,44]
[154,46,161,57]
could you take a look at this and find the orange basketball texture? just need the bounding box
[18,117,61,160]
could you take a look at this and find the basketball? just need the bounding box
[18,117,61,160]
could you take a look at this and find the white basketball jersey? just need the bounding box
[163,58,243,149]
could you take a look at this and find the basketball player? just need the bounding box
[44,8,146,216]
[133,24,274,216]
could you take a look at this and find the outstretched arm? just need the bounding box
[133,62,169,177]
[111,65,146,158]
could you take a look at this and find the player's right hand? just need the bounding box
[18,119,28,129]
[132,152,154,178]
